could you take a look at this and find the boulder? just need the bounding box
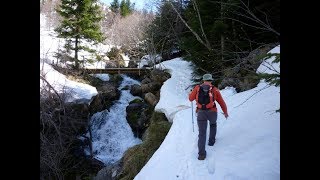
[150,69,171,83]
[130,84,142,96]
[141,77,152,84]
[141,82,162,93]
[93,160,121,180]
[144,92,158,107]
[219,43,278,92]
[90,83,120,114]
[126,101,149,138]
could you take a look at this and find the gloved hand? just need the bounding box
[223,112,229,119]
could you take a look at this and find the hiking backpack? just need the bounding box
[197,84,216,110]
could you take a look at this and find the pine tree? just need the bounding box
[180,0,224,76]
[120,0,134,17]
[55,0,104,69]
[110,0,120,13]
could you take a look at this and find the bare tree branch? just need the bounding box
[261,59,280,74]
[211,0,280,36]
[192,0,211,49]
[221,17,272,32]
[234,84,271,108]
[40,75,63,103]
[168,1,212,51]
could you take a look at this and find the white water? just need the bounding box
[90,75,142,164]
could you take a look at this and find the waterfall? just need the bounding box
[90,75,142,165]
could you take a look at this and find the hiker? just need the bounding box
[189,73,229,160]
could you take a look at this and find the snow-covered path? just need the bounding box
[134,49,280,180]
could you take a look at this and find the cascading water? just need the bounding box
[90,75,142,165]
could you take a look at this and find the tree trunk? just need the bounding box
[75,37,79,69]
[169,1,212,51]
[232,20,236,39]
[221,35,224,61]
[221,0,225,62]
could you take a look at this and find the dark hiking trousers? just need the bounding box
[197,110,217,156]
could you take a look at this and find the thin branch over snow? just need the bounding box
[233,84,271,108]
[261,60,280,74]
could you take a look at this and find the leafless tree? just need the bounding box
[40,66,94,179]
[217,0,280,36]
[105,11,154,49]
[40,0,62,30]
[40,73,68,179]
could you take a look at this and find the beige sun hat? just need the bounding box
[202,74,213,81]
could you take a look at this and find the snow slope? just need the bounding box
[134,46,280,180]
[40,14,112,103]
[40,62,98,103]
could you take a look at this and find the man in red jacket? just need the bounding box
[189,74,229,160]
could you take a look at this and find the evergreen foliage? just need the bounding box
[120,0,135,17]
[258,53,280,87]
[55,0,104,69]
[110,0,120,13]
[146,0,280,82]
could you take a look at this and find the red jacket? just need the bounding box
[189,82,228,115]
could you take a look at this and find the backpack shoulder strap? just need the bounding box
[195,84,201,91]
[210,86,216,101]
[211,86,218,92]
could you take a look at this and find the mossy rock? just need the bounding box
[126,102,152,138]
[117,112,171,180]
[129,98,143,104]
[110,74,123,86]
[127,112,140,125]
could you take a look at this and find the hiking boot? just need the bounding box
[198,154,206,160]
[208,141,215,146]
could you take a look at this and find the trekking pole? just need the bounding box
[191,101,194,132]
